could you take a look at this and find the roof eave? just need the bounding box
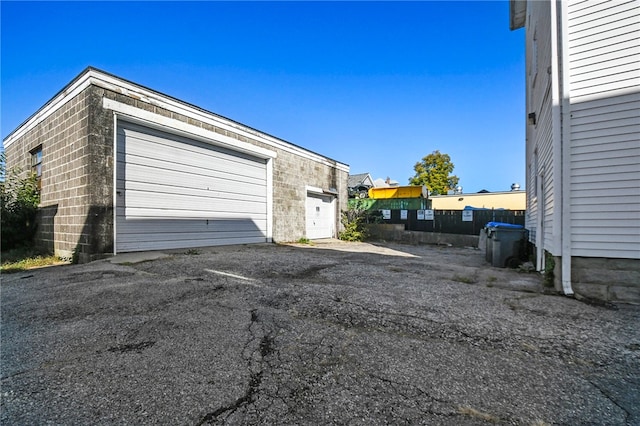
[3,67,350,172]
[510,0,526,30]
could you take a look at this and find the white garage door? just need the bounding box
[116,121,268,252]
[305,193,335,239]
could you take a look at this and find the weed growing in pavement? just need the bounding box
[451,274,477,284]
[485,276,497,288]
[296,237,311,244]
[185,248,201,255]
[71,245,80,264]
[543,251,555,288]
[518,262,536,273]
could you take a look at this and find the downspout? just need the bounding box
[112,111,118,255]
[265,158,274,243]
[550,0,573,295]
[559,0,573,295]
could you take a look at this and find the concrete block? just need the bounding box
[572,282,610,302]
[609,284,640,305]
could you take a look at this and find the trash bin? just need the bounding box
[485,222,527,268]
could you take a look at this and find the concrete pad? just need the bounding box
[109,251,170,264]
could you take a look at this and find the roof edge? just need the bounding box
[3,66,95,144]
[509,0,526,30]
[3,67,349,171]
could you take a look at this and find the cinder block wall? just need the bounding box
[271,153,348,242]
[6,83,347,261]
[98,86,348,245]
[84,87,116,261]
[4,90,94,260]
[570,257,640,304]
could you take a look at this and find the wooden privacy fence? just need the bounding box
[377,209,526,236]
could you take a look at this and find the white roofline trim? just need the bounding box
[430,190,526,198]
[3,70,96,147]
[105,98,277,160]
[4,68,350,173]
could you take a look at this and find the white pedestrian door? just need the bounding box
[305,193,335,239]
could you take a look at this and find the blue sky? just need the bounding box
[1,1,525,193]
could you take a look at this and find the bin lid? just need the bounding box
[485,222,524,229]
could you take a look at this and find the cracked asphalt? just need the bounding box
[2,240,639,425]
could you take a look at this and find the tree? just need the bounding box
[1,153,41,250]
[409,150,459,195]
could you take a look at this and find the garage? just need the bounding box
[305,192,336,239]
[116,121,270,252]
[4,68,349,261]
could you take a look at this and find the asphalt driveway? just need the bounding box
[2,241,639,425]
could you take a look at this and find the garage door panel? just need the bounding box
[123,164,266,197]
[124,180,266,203]
[123,144,266,182]
[117,234,266,252]
[119,230,261,245]
[121,129,266,178]
[116,218,267,234]
[124,190,267,216]
[121,148,266,182]
[123,186,266,207]
[116,121,269,252]
[117,207,267,222]
[120,123,263,163]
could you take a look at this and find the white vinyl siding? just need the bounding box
[566,0,640,259]
[567,0,640,102]
[568,92,640,258]
[538,85,556,253]
[527,3,553,114]
[525,157,537,242]
[525,0,559,254]
[116,121,269,252]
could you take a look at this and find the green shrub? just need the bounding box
[543,251,555,288]
[71,245,81,264]
[451,274,477,284]
[1,246,62,273]
[339,208,370,242]
[1,157,40,251]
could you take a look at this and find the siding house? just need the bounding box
[3,67,349,262]
[347,172,375,198]
[430,190,526,210]
[510,0,640,302]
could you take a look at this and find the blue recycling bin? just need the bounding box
[485,222,527,268]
